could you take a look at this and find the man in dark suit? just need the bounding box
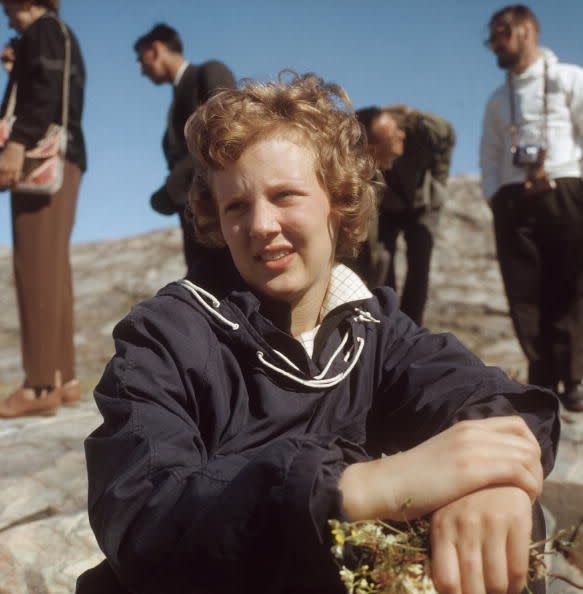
[134,24,235,275]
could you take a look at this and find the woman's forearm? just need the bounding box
[339,416,543,521]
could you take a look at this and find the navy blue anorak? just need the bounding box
[84,256,559,594]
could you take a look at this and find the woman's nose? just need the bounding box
[248,200,280,238]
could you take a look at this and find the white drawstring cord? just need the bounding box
[178,280,376,389]
[256,337,365,389]
[269,331,349,379]
[179,279,240,330]
[354,307,381,324]
[181,279,221,307]
[271,347,302,372]
[312,331,349,379]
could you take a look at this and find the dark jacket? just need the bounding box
[383,111,455,212]
[162,61,235,207]
[81,254,559,594]
[1,12,87,171]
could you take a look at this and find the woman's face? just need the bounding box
[211,136,339,310]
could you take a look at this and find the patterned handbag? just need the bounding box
[0,14,70,195]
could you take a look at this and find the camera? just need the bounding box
[512,144,543,168]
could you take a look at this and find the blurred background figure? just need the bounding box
[480,4,583,411]
[356,105,455,326]
[0,0,86,418]
[134,23,235,277]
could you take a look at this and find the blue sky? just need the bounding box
[0,0,582,245]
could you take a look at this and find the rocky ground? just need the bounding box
[0,176,581,593]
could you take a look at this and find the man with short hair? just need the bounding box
[480,4,583,411]
[134,23,235,275]
[356,105,455,326]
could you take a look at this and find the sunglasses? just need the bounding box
[484,24,512,48]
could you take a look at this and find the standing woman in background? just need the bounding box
[0,0,86,417]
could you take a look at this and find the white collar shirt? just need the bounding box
[480,48,583,199]
[173,60,189,88]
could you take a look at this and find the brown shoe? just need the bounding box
[0,385,61,418]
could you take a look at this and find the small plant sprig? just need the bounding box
[329,518,582,594]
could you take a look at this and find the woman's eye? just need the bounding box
[224,201,243,213]
[274,190,294,200]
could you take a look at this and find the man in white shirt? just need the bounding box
[480,4,583,412]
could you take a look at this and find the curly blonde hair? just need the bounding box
[185,73,377,259]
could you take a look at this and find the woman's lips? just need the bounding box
[255,249,295,270]
[258,250,291,262]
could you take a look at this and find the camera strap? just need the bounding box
[507,58,549,154]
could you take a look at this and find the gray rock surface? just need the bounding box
[0,176,581,593]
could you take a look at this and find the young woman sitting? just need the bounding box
[78,74,558,594]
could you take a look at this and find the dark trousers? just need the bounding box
[492,178,583,387]
[378,207,440,326]
[11,161,81,387]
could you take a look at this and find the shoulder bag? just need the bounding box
[0,14,70,195]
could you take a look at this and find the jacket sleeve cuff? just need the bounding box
[274,437,368,585]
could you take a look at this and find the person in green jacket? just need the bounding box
[356,105,456,326]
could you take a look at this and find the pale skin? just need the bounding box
[209,134,544,594]
[211,135,338,337]
[430,487,533,594]
[338,416,542,594]
[0,141,25,189]
[369,112,405,169]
